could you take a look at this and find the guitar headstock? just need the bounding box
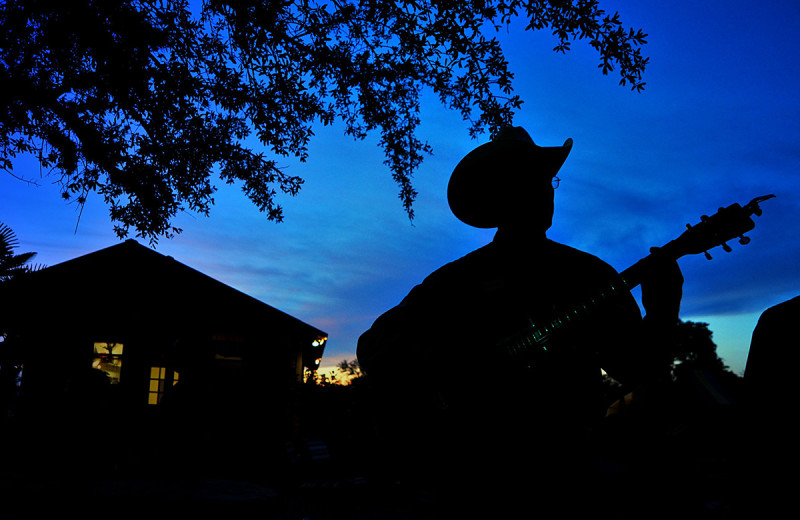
[663,195,775,260]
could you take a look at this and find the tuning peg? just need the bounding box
[686,223,692,230]
[704,251,712,260]
[754,207,763,217]
[701,214,710,222]
[739,235,751,245]
[722,242,732,252]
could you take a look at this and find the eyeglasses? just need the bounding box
[552,177,561,189]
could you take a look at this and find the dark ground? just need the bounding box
[0,427,776,520]
[0,381,792,519]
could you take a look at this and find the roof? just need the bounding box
[0,239,327,344]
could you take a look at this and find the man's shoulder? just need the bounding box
[424,238,619,277]
[758,294,800,327]
[544,239,620,275]
[416,242,496,289]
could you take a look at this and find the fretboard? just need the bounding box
[501,255,654,361]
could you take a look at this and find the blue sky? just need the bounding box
[2,0,799,376]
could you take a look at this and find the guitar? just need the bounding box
[501,194,775,363]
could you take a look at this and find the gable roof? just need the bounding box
[1,239,327,345]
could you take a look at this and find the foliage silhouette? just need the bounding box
[0,222,39,428]
[671,320,729,373]
[0,222,38,282]
[1,0,648,241]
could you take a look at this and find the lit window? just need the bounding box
[92,342,124,384]
[148,366,179,405]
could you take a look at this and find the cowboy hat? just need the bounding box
[447,126,573,228]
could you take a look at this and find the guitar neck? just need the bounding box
[502,194,773,362]
[504,271,634,359]
[619,247,680,292]
[504,248,680,360]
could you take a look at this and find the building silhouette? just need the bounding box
[0,239,328,479]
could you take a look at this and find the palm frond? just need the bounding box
[0,222,40,282]
[0,222,20,259]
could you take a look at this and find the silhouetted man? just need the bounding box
[357,127,683,516]
[741,296,800,514]
[744,295,800,417]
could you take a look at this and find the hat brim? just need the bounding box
[447,138,572,228]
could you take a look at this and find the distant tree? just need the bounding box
[0,221,39,350]
[671,320,730,375]
[1,0,648,241]
[0,222,38,420]
[337,358,365,383]
[303,359,365,386]
[670,320,744,404]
